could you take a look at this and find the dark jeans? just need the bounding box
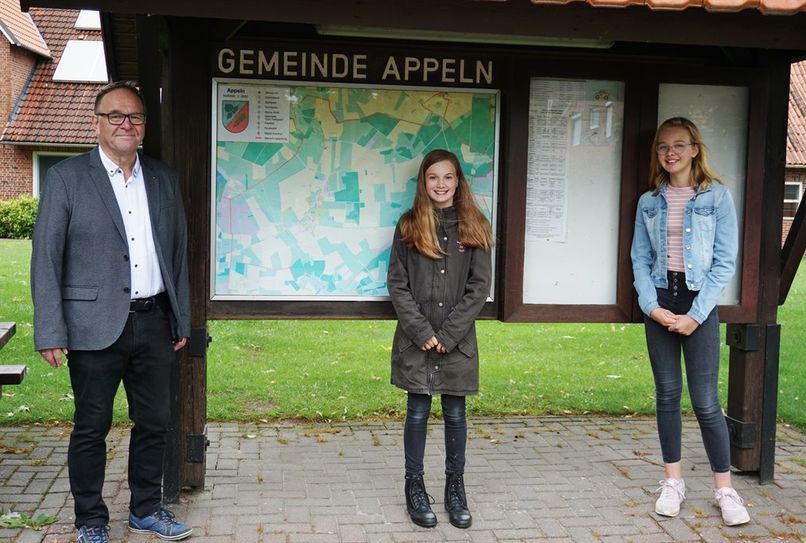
[404,393,467,476]
[644,271,731,473]
[67,303,175,527]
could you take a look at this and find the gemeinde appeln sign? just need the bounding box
[209,43,500,301]
[213,45,496,87]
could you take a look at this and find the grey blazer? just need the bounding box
[31,147,191,351]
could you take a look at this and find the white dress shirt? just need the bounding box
[98,146,165,299]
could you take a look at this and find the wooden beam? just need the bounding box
[136,14,163,159]
[0,323,16,351]
[727,56,789,475]
[779,194,806,304]
[22,0,806,51]
[163,16,212,489]
[0,365,26,385]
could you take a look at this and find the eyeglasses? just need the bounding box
[95,112,146,125]
[656,142,693,155]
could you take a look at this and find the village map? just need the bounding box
[213,81,498,299]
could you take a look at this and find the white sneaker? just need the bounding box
[714,487,750,526]
[655,478,686,517]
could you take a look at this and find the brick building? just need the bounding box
[0,3,106,199]
[785,61,806,244]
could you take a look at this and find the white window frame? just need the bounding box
[784,181,802,203]
[33,152,76,197]
[784,181,803,220]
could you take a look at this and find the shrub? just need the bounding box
[0,195,38,239]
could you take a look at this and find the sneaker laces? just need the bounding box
[715,487,745,508]
[656,479,685,502]
[447,474,467,509]
[79,525,109,543]
[155,508,177,522]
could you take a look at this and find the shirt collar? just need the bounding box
[98,145,141,179]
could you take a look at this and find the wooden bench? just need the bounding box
[0,322,26,399]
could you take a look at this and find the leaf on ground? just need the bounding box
[0,511,58,530]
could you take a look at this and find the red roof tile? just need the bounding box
[789,61,806,166]
[531,0,806,14]
[1,8,105,145]
[0,0,49,57]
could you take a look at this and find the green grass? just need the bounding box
[0,239,803,429]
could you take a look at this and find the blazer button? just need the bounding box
[124,287,130,293]
[124,254,129,261]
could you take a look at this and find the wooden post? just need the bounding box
[726,58,789,481]
[162,16,212,489]
[134,13,185,501]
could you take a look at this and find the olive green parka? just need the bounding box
[387,206,492,396]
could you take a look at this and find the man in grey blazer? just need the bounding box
[31,81,192,543]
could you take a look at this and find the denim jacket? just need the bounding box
[630,182,738,324]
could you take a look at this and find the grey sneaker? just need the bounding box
[129,508,192,540]
[76,525,110,543]
[715,487,750,526]
[655,478,686,517]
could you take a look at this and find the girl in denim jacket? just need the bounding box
[631,117,749,526]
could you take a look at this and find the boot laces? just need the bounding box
[447,474,466,508]
[410,478,434,510]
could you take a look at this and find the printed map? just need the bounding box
[213,82,498,299]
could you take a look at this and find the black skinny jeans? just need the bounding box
[644,271,731,473]
[404,393,467,476]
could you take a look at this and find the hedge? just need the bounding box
[0,195,38,239]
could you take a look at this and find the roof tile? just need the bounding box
[0,8,105,145]
[788,61,806,166]
[0,0,50,57]
[531,0,805,13]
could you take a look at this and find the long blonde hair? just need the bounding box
[649,117,723,191]
[398,149,493,259]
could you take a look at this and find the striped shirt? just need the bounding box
[666,184,696,272]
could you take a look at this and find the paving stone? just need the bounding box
[1,417,803,542]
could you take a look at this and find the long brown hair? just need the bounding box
[398,149,493,259]
[649,117,723,191]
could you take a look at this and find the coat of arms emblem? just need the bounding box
[222,100,249,133]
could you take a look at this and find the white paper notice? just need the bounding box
[525,79,586,242]
[217,83,290,143]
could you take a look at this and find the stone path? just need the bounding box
[1,417,804,542]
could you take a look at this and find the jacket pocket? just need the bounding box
[693,206,716,231]
[455,337,476,358]
[642,207,659,219]
[397,333,414,352]
[61,286,99,301]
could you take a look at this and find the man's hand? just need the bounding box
[39,348,68,368]
[173,337,188,352]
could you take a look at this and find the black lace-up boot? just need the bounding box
[445,472,472,528]
[404,474,437,527]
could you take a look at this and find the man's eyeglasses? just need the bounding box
[95,112,146,126]
[656,142,693,155]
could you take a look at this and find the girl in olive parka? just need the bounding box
[387,149,493,529]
